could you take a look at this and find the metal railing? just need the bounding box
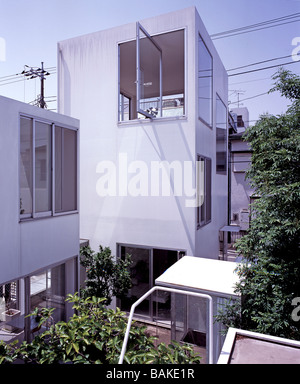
[118,286,213,364]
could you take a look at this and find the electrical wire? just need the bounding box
[228,60,299,77]
[0,68,56,87]
[229,92,269,105]
[211,12,300,37]
[211,12,300,40]
[228,54,299,72]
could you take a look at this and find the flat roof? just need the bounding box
[155,256,240,298]
[218,328,300,364]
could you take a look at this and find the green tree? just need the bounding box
[0,294,201,364]
[80,245,132,305]
[217,69,300,339]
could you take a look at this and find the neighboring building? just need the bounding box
[57,6,228,321]
[230,107,249,134]
[228,107,254,256]
[0,95,79,342]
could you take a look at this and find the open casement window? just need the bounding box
[136,23,162,119]
[119,25,185,121]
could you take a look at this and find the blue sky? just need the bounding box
[0,0,299,122]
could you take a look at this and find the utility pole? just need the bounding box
[228,89,245,108]
[21,62,50,108]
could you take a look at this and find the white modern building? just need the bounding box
[57,6,228,322]
[0,95,79,342]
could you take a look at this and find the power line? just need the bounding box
[211,13,300,40]
[228,60,299,77]
[0,69,56,87]
[0,67,56,83]
[211,12,300,37]
[227,54,299,72]
[229,92,269,105]
[212,19,300,40]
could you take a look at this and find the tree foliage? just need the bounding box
[80,245,132,305]
[217,69,300,339]
[0,294,201,364]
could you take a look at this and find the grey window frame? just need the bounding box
[118,26,186,123]
[216,93,228,175]
[197,155,212,229]
[19,114,78,221]
[136,22,163,119]
[198,34,213,128]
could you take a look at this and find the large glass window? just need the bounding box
[55,127,77,213]
[197,155,212,228]
[216,94,227,174]
[198,35,213,127]
[119,27,185,121]
[20,117,33,216]
[35,121,52,214]
[20,116,77,219]
[30,264,65,324]
[119,245,184,322]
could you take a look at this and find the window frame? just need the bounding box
[197,154,212,229]
[136,22,163,119]
[198,33,213,128]
[19,113,78,221]
[215,93,228,175]
[118,26,186,123]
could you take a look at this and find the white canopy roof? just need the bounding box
[155,256,240,298]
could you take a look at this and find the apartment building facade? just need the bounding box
[0,96,79,342]
[58,6,228,321]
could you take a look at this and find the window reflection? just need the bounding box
[198,35,212,127]
[216,94,227,174]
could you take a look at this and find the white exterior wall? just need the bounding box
[195,11,228,258]
[58,7,227,259]
[0,95,80,285]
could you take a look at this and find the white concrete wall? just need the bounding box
[0,95,79,285]
[195,10,228,258]
[58,7,228,259]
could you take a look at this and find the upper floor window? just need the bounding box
[197,155,212,228]
[119,25,185,121]
[198,35,213,127]
[216,94,227,174]
[19,116,77,219]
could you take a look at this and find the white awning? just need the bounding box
[155,256,240,298]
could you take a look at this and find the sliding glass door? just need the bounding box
[119,245,184,322]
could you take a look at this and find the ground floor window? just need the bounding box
[118,244,185,323]
[29,264,65,324]
[0,258,77,343]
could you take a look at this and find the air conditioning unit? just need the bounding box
[240,209,249,230]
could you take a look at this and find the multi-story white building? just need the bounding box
[57,6,228,322]
[0,95,79,342]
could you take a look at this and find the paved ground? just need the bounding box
[142,323,207,364]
